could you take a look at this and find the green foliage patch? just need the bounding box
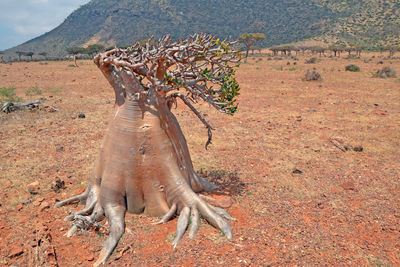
[0,87,22,103]
[345,64,360,72]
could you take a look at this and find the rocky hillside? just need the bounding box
[3,0,400,58]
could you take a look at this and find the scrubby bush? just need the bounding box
[345,64,360,72]
[0,87,22,102]
[25,85,42,96]
[375,66,397,78]
[305,68,322,81]
[305,57,318,64]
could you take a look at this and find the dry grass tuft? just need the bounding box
[375,66,397,78]
[305,68,322,81]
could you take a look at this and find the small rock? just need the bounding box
[78,113,86,119]
[40,202,50,211]
[353,146,363,152]
[105,100,111,104]
[87,255,94,261]
[8,246,24,258]
[28,181,40,195]
[36,197,45,203]
[340,182,355,191]
[22,199,32,205]
[4,180,12,187]
[16,204,23,211]
[292,168,303,174]
[56,146,64,152]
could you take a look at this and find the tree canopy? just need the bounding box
[86,44,105,57]
[95,34,241,147]
[66,46,86,55]
[239,33,266,59]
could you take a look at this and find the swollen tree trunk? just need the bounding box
[73,55,78,67]
[55,54,233,266]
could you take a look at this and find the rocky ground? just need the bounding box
[0,52,399,266]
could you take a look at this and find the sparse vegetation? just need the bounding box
[0,87,22,103]
[375,66,397,78]
[345,64,360,72]
[1,50,400,266]
[305,57,318,64]
[25,86,42,96]
[305,68,322,81]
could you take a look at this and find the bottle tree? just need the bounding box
[239,33,266,62]
[66,46,86,66]
[23,51,34,61]
[56,34,241,266]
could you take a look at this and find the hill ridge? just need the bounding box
[3,0,400,58]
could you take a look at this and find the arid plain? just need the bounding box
[1,52,399,266]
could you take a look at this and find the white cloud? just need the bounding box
[0,0,90,50]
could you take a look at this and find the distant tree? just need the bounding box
[311,46,325,57]
[388,46,398,58]
[23,52,34,61]
[354,46,365,57]
[270,46,279,56]
[16,51,24,61]
[297,46,309,55]
[86,44,105,58]
[344,47,354,56]
[239,33,266,61]
[38,52,48,59]
[329,44,344,57]
[250,45,261,54]
[66,46,86,67]
[0,51,3,63]
[279,45,295,56]
[292,46,300,56]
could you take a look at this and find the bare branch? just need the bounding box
[168,93,214,149]
[95,34,241,147]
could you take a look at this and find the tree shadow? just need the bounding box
[198,168,245,196]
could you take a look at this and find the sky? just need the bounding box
[0,0,91,50]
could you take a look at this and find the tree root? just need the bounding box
[56,184,234,265]
[55,186,105,239]
[156,192,235,249]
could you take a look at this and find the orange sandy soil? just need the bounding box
[0,53,399,266]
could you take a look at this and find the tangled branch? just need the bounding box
[96,33,241,148]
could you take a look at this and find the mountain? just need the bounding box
[315,0,400,48]
[3,0,400,58]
